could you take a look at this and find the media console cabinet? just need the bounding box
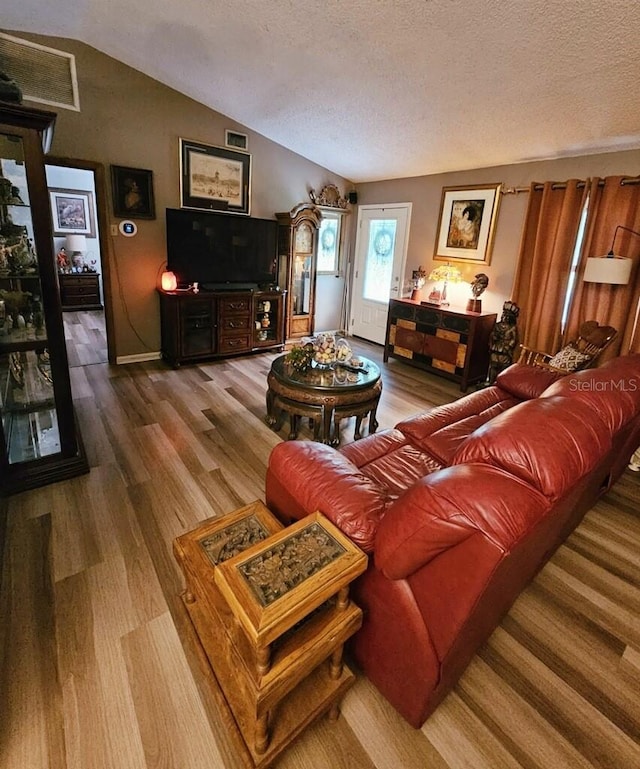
[158,288,286,367]
[384,298,496,392]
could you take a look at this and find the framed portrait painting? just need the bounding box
[434,183,502,265]
[49,188,96,237]
[180,138,251,215]
[110,165,156,219]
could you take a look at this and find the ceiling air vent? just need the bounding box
[0,32,80,111]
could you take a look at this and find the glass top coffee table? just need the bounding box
[266,354,382,445]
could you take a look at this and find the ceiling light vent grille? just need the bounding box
[0,32,80,111]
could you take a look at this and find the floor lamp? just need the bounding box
[583,223,639,354]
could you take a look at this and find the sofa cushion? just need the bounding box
[375,464,551,579]
[495,362,565,399]
[396,386,519,448]
[452,397,612,499]
[341,430,443,498]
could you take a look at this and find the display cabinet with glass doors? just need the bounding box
[0,102,87,495]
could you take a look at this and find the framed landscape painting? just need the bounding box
[49,188,96,237]
[180,138,251,215]
[434,183,502,265]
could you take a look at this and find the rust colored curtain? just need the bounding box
[566,176,640,360]
[512,180,588,354]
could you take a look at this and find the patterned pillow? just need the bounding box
[548,345,591,371]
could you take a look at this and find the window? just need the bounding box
[560,191,590,333]
[317,211,343,274]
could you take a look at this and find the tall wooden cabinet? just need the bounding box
[276,204,322,340]
[0,103,87,495]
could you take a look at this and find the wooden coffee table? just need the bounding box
[174,501,368,768]
[266,354,382,445]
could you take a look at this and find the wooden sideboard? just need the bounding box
[384,299,496,391]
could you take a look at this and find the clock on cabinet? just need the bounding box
[276,203,322,340]
[0,102,88,495]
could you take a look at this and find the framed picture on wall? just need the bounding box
[49,188,96,237]
[110,165,156,219]
[180,138,251,215]
[434,183,502,265]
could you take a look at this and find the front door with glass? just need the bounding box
[349,204,411,345]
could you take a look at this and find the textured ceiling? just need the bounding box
[4,0,640,183]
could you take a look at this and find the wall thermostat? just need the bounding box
[119,220,137,237]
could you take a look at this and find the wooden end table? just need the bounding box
[265,354,382,445]
[174,501,368,768]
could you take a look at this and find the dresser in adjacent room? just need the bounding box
[58,272,102,311]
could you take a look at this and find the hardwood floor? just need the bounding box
[63,310,108,367]
[1,339,639,769]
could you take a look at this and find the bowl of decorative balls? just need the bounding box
[312,333,337,367]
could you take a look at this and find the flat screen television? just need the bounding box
[165,208,278,290]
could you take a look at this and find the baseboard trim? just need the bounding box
[115,351,162,365]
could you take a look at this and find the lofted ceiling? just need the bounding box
[3,0,640,183]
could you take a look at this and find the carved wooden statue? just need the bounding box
[488,301,520,383]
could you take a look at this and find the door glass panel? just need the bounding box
[0,131,58,464]
[363,219,397,302]
[292,222,313,316]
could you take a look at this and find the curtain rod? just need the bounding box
[501,175,640,195]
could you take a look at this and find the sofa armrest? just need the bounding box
[266,441,390,552]
[495,362,565,399]
[374,464,551,579]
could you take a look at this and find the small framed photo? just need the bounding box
[110,165,156,219]
[225,129,248,150]
[434,183,502,265]
[180,138,251,215]
[49,188,96,237]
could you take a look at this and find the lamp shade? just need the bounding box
[161,270,178,291]
[65,234,87,253]
[583,256,632,285]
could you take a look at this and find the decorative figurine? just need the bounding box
[467,273,489,312]
[56,246,69,271]
[487,301,520,384]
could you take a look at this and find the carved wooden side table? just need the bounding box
[173,501,368,768]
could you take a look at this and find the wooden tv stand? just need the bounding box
[158,288,286,366]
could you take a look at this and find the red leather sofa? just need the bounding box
[265,355,640,727]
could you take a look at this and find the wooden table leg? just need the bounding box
[322,405,334,445]
[331,413,342,447]
[265,387,276,426]
[369,399,380,434]
[329,645,344,680]
[256,713,270,754]
[257,644,271,676]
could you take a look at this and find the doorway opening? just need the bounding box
[45,158,115,366]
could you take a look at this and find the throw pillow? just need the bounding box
[548,345,591,371]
